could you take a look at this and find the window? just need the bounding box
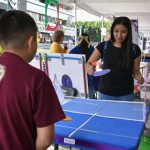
[38,31,51,43]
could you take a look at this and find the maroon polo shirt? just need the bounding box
[0,52,65,150]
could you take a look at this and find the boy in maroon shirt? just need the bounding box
[0,10,65,150]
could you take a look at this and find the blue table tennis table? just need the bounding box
[54,98,146,150]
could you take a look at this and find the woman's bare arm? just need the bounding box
[133,55,144,84]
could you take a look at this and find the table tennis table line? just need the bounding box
[68,112,98,138]
[99,100,144,104]
[68,101,110,138]
[56,113,143,140]
[63,109,144,122]
[56,124,139,140]
[62,100,101,106]
[95,114,144,122]
[70,98,145,104]
[56,125,138,139]
[61,97,90,105]
[63,110,95,115]
[79,128,139,140]
[56,124,76,130]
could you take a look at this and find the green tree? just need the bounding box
[77,20,112,42]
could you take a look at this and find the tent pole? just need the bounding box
[74,1,77,44]
[101,15,104,42]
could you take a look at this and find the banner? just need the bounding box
[131,19,138,44]
[45,0,60,31]
[7,0,18,10]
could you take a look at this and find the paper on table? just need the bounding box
[53,74,65,104]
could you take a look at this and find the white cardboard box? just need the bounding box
[140,84,150,99]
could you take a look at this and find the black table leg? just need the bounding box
[54,144,59,150]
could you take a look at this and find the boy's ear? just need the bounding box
[27,35,34,49]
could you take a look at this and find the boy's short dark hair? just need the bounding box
[0,10,38,49]
[0,9,6,15]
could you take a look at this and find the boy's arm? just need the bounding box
[36,125,54,150]
[34,74,65,150]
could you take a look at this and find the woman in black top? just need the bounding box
[86,17,144,101]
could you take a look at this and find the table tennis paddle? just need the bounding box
[93,69,110,76]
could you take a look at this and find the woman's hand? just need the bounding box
[134,72,145,84]
[64,43,68,49]
[85,48,101,75]
[85,63,95,75]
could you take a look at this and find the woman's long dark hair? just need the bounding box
[79,33,90,61]
[110,17,133,70]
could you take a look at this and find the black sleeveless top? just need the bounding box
[96,41,141,96]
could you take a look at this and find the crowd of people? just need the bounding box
[49,17,144,101]
[0,9,145,150]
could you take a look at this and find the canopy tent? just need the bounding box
[60,0,150,38]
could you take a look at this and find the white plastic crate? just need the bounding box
[140,84,150,99]
[140,62,149,77]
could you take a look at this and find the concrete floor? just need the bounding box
[47,145,70,150]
